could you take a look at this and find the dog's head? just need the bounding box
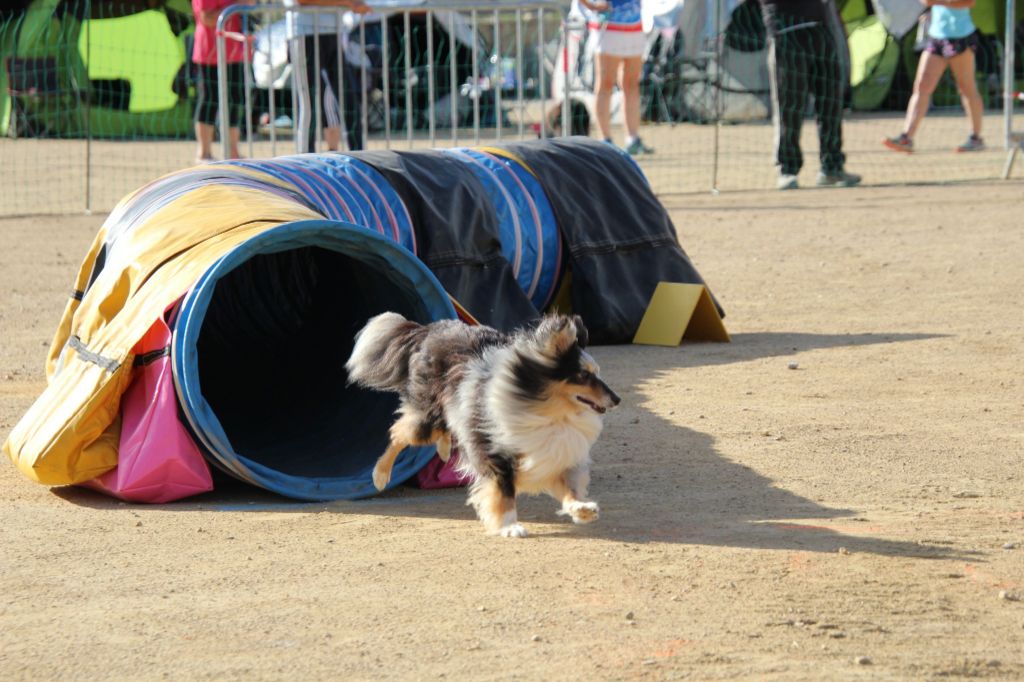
[515,314,621,415]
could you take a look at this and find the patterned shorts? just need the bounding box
[925,34,978,59]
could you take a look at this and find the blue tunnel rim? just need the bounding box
[171,219,457,501]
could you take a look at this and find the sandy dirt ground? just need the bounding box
[1,178,1023,680]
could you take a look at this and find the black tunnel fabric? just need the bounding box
[494,137,724,345]
[351,149,540,332]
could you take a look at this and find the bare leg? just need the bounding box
[620,55,643,140]
[195,122,215,161]
[324,127,341,152]
[228,126,241,159]
[903,51,948,139]
[550,466,599,524]
[947,49,983,137]
[594,53,620,141]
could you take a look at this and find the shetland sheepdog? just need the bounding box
[345,312,620,537]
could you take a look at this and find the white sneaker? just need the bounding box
[777,174,798,190]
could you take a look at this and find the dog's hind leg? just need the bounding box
[372,434,408,491]
[373,412,448,491]
[436,432,452,462]
[551,465,599,524]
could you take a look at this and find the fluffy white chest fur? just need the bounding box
[484,382,603,494]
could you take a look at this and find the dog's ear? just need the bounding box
[537,315,578,357]
[572,315,589,349]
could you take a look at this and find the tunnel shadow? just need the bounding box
[53,330,969,559]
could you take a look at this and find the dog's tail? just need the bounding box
[345,312,425,392]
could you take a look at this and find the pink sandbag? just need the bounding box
[81,302,212,503]
[414,449,473,489]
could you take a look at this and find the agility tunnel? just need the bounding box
[4,138,720,502]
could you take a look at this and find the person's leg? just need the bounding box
[948,47,983,138]
[811,25,846,175]
[226,62,245,159]
[227,127,241,159]
[594,52,620,142]
[194,122,215,161]
[343,62,364,151]
[902,50,947,139]
[620,55,643,140]
[193,63,217,161]
[323,126,341,151]
[318,36,343,152]
[767,34,807,179]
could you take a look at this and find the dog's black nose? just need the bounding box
[609,390,621,406]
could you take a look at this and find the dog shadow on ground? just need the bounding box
[55,330,969,560]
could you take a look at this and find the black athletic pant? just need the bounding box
[767,22,845,176]
[295,34,364,152]
[194,62,245,128]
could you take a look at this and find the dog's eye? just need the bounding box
[573,370,591,383]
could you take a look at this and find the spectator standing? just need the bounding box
[284,0,369,153]
[759,0,861,189]
[883,0,984,154]
[578,0,654,156]
[192,0,250,162]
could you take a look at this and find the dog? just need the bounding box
[345,312,620,537]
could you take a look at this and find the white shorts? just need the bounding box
[590,27,646,57]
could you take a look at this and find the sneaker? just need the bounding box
[816,170,861,188]
[776,174,799,190]
[624,138,654,156]
[956,134,985,152]
[883,134,913,153]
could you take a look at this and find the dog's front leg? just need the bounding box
[552,465,599,524]
[468,468,525,538]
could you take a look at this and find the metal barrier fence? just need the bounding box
[1004,0,1024,177]
[215,0,571,160]
[216,0,1024,194]
[1,0,1022,216]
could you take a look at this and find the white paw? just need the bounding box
[562,500,600,524]
[499,523,528,538]
[437,438,451,463]
[372,465,391,491]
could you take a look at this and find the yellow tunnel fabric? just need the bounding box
[4,183,322,485]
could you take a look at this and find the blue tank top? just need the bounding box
[928,6,975,40]
[585,0,642,31]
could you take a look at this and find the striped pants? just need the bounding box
[289,34,364,153]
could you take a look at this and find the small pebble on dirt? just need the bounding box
[838,547,850,555]
[787,362,799,370]
[855,656,872,665]
[531,635,541,642]
[998,590,1020,602]
[625,611,635,621]
[1002,542,1018,550]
